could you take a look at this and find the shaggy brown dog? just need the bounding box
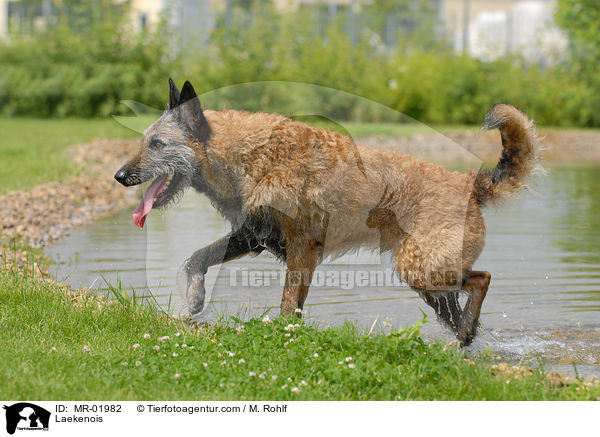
[115,79,540,345]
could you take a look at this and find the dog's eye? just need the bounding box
[151,139,165,149]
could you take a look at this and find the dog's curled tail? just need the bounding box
[473,104,542,206]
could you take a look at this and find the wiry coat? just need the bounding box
[115,80,540,346]
[198,104,537,290]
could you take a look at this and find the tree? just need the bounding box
[555,0,600,71]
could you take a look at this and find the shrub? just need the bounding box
[0,1,597,126]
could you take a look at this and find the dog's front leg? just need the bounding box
[184,231,264,314]
[280,242,321,316]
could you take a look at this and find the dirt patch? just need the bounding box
[0,139,140,248]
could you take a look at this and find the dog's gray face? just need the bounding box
[114,79,211,227]
[135,110,196,209]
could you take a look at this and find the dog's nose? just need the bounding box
[114,169,128,185]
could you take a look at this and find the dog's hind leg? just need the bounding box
[457,270,491,346]
[184,231,264,314]
[419,291,462,334]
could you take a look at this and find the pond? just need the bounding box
[47,166,600,377]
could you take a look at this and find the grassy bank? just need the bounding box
[0,261,598,401]
[0,118,139,194]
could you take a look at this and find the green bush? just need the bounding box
[0,1,598,126]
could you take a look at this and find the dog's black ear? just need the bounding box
[179,80,199,107]
[168,78,181,110]
[178,80,210,142]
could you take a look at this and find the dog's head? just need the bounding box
[114,79,211,228]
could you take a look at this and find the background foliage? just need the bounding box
[0,0,597,126]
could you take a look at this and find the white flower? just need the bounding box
[284,323,301,332]
[272,375,278,381]
[161,354,166,358]
[143,333,151,339]
[220,360,227,366]
[82,345,91,353]
[153,345,160,351]
[189,346,194,350]
[345,356,353,362]
[249,371,257,377]
[228,351,235,357]
[132,343,140,350]
[313,353,319,358]
[121,361,128,366]
[158,336,170,342]
[338,361,343,365]
[300,380,308,387]
[50,347,56,352]
[172,352,179,357]
[295,308,302,314]
[263,335,268,339]
[175,332,181,337]
[348,363,356,369]
[202,362,208,367]
[287,377,292,382]
[174,373,181,379]
[175,343,179,348]
[281,384,288,389]
[135,360,142,367]
[182,344,188,348]
[259,372,266,379]
[238,358,246,364]
[262,315,271,324]
[291,387,300,394]
[236,326,245,334]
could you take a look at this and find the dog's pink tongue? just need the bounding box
[132,176,168,228]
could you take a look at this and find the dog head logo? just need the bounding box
[3,403,50,435]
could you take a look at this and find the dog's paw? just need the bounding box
[457,323,477,347]
[186,273,206,315]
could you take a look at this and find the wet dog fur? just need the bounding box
[115,79,540,345]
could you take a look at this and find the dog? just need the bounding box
[114,79,540,345]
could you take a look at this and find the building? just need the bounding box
[129,0,216,44]
[0,0,568,62]
[0,0,217,43]
[0,0,6,38]
[441,0,567,62]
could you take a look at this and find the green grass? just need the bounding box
[0,118,139,194]
[0,265,598,400]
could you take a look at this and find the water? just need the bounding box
[47,167,600,376]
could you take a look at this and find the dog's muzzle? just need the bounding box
[114,166,143,187]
